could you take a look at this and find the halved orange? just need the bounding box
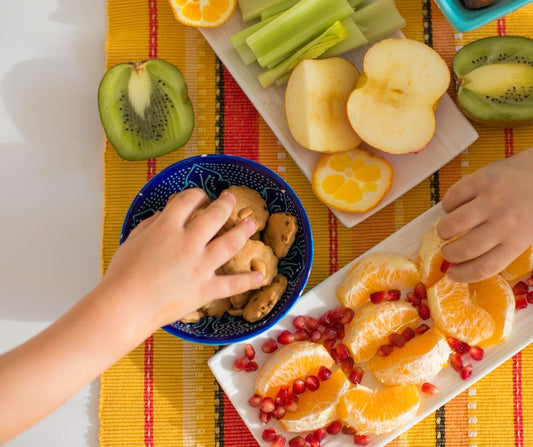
[168,0,237,28]
[427,275,495,345]
[417,224,445,289]
[255,341,334,398]
[500,245,533,283]
[337,252,421,309]
[367,326,451,386]
[343,301,420,364]
[280,369,350,433]
[337,384,421,435]
[311,148,393,213]
[470,274,515,347]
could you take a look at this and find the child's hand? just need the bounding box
[101,188,263,327]
[437,148,533,283]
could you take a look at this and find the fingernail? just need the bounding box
[256,272,264,283]
[221,191,236,204]
[244,218,256,233]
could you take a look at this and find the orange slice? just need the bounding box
[311,148,393,213]
[255,341,334,398]
[417,224,445,288]
[500,245,533,283]
[427,275,495,345]
[337,252,421,308]
[343,301,420,364]
[338,384,421,435]
[280,369,351,433]
[470,275,515,347]
[367,326,451,386]
[168,0,237,28]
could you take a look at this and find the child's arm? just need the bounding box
[0,188,262,443]
[437,147,533,283]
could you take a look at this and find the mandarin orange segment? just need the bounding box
[427,275,495,345]
[367,326,451,386]
[338,385,421,435]
[343,301,420,364]
[500,245,533,283]
[337,252,421,309]
[255,341,334,398]
[280,369,350,433]
[312,148,393,213]
[168,0,237,27]
[470,275,515,347]
[417,224,445,288]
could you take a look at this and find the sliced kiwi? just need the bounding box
[98,58,194,161]
[453,36,533,127]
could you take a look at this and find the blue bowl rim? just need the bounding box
[120,153,314,345]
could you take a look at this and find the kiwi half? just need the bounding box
[98,58,194,161]
[453,36,533,127]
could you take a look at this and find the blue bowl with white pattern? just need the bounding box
[121,154,314,345]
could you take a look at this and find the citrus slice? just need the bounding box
[367,326,451,386]
[470,275,515,347]
[417,224,445,288]
[500,245,533,283]
[343,301,420,364]
[427,275,496,345]
[311,148,393,213]
[337,252,421,308]
[168,0,237,28]
[337,384,421,435]
[255,341,334,398]
[280,369,351,433]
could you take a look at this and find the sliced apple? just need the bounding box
[346,38,450,154]
[285,57,361,153]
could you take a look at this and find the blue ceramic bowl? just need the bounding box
[433,0,532,32]
[121,154,314,345]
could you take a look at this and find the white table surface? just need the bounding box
[0,0,106,445]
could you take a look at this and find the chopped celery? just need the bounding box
[238,0,288,23]
[352,0,406,42]
[348,0,365,8]
[230,15,280,65]
[246,0,354,68]
[234,43,259,66]
[258,21,348,88]
[260,0,300,20]
[320,17,368,58]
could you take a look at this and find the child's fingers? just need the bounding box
[127,211,161,241]
[187,192,237,242]
[161,188,210,227]
[210,271,264,301]
[437,196,488,241]
[440,173,479,213]
[441,221,500,264]
[205,218,256,267]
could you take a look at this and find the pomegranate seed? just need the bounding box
[414,282,427,300]
[389,332,406,348]
[415,323,430,335]
[370,290,388,304]
[305,316,320,331]
[305,375,320,391]
[259,410,271,425]
[348,366,365,385]
[294,328,310,341]
[516,294,528,310]
[447,337,469,355]
[377,344,394,356]
[324,338,336,354]
[401,327,415,342]
[310,329,322,342]
[244,361,258,372]
[272,435,286,447]
[527,291,533,304]
[293,315,306,329]
[272,405,286,420]
[407,291,422,307]
[335,343,351,361]
[314,428,327,443]
[285,393,299,412]
[460,364,473,380]
[441,259,453,272]
[322,327,337,341]
[342,425,357,435]
[326,420,343,435]
[262,338,278,354]
[233,356,249,371]
[319,312,332,327]
[353,434,371,445]
[262,428,278,442]
[275,386,289,406]
[318,365,332,381]
[244,344,255,360]
[292,379,307,395]
[334,322,345,339]
[339,307,355,324]
[342,357,355,375]
[305,433,319,447]
[288,436,307,447]
[260,397,276,413]
[388,289,402,301]
[418,303,431,320]
[248,394,262,407]
[526,275,533,287]
[421,382,439,395]
[469,345,484,361]
[277,330,295,345]
[513,281,529,295]
[449,353,463,372]
[331,306,346,323]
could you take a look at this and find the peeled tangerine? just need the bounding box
[347,38,450,154]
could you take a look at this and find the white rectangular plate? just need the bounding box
[200,16,479,228]
[209,203,533,446]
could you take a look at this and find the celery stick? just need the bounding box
[258,21,348,88]
[352,0,406,42]
[260,0,300,20]
[231,15,280,64]
[234,43,259,66]
[238,0,288,23]
[320,17,368,58]
[246,0,354,68]
[348,0,365,8]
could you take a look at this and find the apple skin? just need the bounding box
[285,57,362,153]
[346,38,450,155]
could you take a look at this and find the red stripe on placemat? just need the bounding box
[504,128,515,158]
[223,394,258,446]
[513,352,524,447]
[328,211,338,275]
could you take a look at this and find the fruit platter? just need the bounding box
[209,203,533,446]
